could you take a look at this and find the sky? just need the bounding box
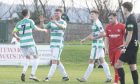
[0,0,140,13]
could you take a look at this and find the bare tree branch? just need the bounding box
[85,0,91,12]
[38,0,47,17]
[0,0,15,17]
[118,0,125,23]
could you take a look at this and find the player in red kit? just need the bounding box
[105,12,125,84]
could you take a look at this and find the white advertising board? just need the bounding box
[0,44,52,65]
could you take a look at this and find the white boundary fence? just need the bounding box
[0,44,52,65]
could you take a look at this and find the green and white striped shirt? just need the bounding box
[91,19,105,48]
[13,18,36,48]
[45,19,67,48]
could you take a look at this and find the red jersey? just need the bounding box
[106,23,125,50]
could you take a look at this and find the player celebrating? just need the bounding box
[12,9,47,82]
[39,8,69,82]
[105,12,125,84]
[77,10,112,82]
[115,2,139,84]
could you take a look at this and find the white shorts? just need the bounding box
[90,47,105,60]
[21,46,38,57]
[51,47,63,60]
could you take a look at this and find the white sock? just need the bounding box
[58,62,68,77]
[101,62,111,79]
[22,59,30,74]
[47,64,57,79]
[31,58,39,75]
[83,64,94,80]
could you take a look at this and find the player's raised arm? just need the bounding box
[29,17,48,33]
[51,19,67,29]
[34,26,48,33]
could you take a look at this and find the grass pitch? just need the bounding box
[0,45,139,84]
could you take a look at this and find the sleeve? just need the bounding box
[13,27,19,32]
[30,20,37,29]
[97,23,104,32]
[44,22,51,29]
[126,18,134,31]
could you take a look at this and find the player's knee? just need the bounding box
[99,60,104,64]
[115,62,120,69]
[114,64,118,69]
[114,63,122,69]
[129,64,137,71]
[33,55,38,59]
[89,59,94,64]
[99,57,105,64]
[114,60,123,69]
[52,60,59,64]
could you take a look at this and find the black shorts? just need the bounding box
[119,41,139,64]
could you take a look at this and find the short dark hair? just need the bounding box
[22,9,29,16]
[122,2,133,12]
[55,8,63,13]
[108,12,117,17]
[90,10,99,15]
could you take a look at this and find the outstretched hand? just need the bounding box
[80,39,86,44]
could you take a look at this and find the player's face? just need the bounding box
[90,13,98,21]
[122,7,128,17]
[108,15,117,24]
[54,11,62,19]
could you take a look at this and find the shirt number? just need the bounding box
[21,25,26,35]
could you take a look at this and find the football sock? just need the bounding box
[118,68,125,84]
[102,62,111,79]
[22,59,30,74]
[131,70,139,84]
[114,68,119,83]
[31,58,39,75]
[83,64,94,80]
[47,64,57,79]
[58,62,68,77]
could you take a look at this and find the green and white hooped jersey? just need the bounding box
[91,19,105,48]
[13,18,36,48]
[45,19,67,48]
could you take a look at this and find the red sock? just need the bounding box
[114,69,119,83]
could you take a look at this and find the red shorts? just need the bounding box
[109,49,121,66]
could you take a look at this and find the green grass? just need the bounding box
[0,45,140,84]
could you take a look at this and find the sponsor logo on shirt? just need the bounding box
[108,30,111,32]
[109,34,120,38]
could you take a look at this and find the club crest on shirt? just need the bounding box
[117,29,121,32]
